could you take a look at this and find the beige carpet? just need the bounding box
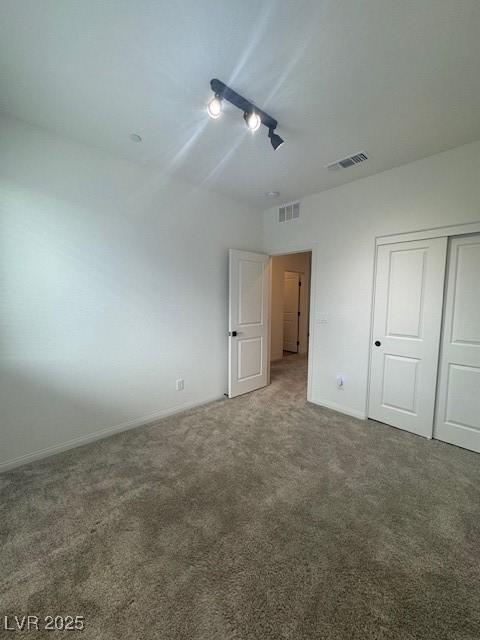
[1,355,479,639]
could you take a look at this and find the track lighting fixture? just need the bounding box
[207,78,284,150]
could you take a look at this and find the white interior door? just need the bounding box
[368,237,447,437]
[228,249,269,398]
[283,271,300,352]
[434,234,480,453]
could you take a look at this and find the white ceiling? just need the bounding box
[1,0,480,209]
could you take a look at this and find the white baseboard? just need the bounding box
[0,395,224,474]
[309,397,367,421]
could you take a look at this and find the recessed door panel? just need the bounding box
[238,259,264,326]
[386,249,426,338]
[445,364,480,431]
[369,237,447,437]
[238,337,263,381]
[451,241,480,345]
[435,235,480,452]
[382,355,419,414]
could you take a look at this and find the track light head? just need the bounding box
[268,128,284,151]
[244,111,261,132]
[207,96,222,119]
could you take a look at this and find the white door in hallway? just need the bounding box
[228,249,269,398]
[283,271,300,353]
[368,237,447,438]
[434,234,480,453]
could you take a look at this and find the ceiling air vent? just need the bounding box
[326,151,368,171]
[279,202,300,223]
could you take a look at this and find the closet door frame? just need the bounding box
[367,221,480,429]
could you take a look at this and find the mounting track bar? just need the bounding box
[210,78,278,131]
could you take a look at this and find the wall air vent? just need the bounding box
[278,202,300,223]
[326,151,368,171]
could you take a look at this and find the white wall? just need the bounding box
[263,140,480,419]
[0,116,262,470]
[270,252,311,361]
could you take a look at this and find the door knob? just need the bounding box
[374,340,381,347]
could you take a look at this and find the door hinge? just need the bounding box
[297,340,300,346]
[298,281,301,286]
[298,311,300,316]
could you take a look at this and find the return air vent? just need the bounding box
[326,151,368,171]
[279,202,300,223]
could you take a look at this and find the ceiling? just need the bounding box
[1,0,480,209]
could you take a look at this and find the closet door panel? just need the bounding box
[368,237,447,438]
[434,234,480,453]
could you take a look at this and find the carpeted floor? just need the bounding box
[1,355,479,640]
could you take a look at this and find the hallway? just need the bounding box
[1,356,479,640]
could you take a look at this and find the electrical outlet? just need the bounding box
[176,378,184,391]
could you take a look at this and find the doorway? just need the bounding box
[227,248,313,399]
[269,251,312,385]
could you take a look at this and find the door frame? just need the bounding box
[268,243,318,402]
[366,220,480,428]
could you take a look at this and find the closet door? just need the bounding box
[369,237,447,438]
[434,234,480,453]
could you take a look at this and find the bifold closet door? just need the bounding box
[434,234,480,453]
[369,237,447,438]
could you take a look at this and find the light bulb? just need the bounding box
[245,111,261,132]
[207,96,222,119]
